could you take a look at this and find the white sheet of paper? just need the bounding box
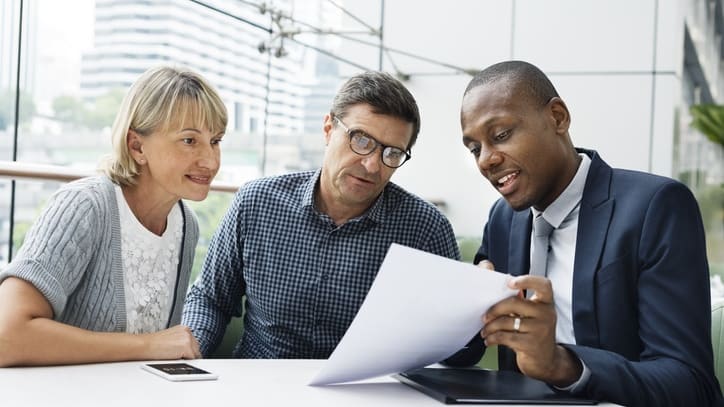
[309,243,517,386]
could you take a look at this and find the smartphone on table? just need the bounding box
[141,362,218,381]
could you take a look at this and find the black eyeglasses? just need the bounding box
[334,117,411,168]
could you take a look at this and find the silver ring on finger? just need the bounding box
[513,316,521,332]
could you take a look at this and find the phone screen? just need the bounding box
[147,363,211,375]
[141,362,218,381]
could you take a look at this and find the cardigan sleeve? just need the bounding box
[0,186,100,318]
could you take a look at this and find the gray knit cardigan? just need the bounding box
[0,176,199,332]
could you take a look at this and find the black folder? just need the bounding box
[394,368,598,405]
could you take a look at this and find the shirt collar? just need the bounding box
[301,169,321,209]
[300,168,387,224]
[531,153,592,228]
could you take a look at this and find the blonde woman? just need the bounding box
[0,66,227,366]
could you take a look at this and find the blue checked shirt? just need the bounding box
[182,170,460,358]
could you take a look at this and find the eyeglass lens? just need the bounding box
[349,131,406,167]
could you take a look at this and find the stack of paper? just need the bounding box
[310,243,517,385]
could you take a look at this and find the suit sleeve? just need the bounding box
[566,182,722,406]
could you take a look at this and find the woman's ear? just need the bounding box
[127,130,145,164]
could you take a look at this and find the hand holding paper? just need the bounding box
[310,243,517,385]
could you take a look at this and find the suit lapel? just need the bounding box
[572,150,614,347]
[508,210,532,277]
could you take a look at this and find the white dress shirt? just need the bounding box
[530,153,592,391]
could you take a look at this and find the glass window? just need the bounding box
[0,0,363,271]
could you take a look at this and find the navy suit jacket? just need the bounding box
[470,149,722,406]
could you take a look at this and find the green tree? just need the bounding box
[51,88,124,129]
[0,88,36,129]
[690,104,724,147]
[689,104,724,276]
[84,88,124,129]
[11,220,32,256]
[186,192,235,283]
[52,94,86,123]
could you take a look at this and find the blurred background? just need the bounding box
[1,0,722,297]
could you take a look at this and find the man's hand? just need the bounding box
[481,275,581,387]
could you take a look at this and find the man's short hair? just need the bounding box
[464,60,559,107]
[330,71,420,149]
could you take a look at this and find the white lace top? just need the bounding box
[115,186,183,334]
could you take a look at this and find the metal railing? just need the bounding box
[0,160,239,193]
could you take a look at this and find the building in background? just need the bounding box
[80,0,343,178]
[0,0,345,264]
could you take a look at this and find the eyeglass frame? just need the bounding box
[333,116,412,168]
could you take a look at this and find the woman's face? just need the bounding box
[133,120,224,202]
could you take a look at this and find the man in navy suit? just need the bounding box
[458,60,722,406]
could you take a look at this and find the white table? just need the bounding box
[0,359,617,406]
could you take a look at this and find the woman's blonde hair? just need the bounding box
[101,66,228,185]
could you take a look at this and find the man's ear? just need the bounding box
[548,97,571,135]
[323,114,334,146]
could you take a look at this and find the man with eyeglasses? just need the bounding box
[182,71,461,360]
